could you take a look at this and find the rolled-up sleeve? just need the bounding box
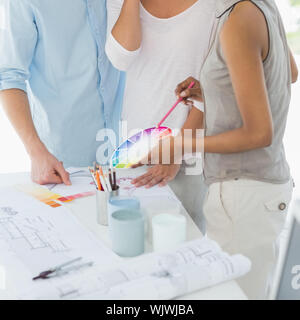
[193,101,204,112]
[0,0,37,92]
[105,0,141,71]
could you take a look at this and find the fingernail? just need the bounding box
[180,91,187,98]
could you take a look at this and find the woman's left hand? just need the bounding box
[132,135,181,168]
[131,163,181,188]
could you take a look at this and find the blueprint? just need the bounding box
[21,238,251,300]
[0,186,251,300]
[0,187,120,298]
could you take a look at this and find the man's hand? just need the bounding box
[30,148,71,185]
[0,89,71,186]
[132,164,180,188]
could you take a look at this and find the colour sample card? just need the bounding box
[15,185,96,209]
[111,127,172,168]
[56,191,96,202]
[15,185,63,208]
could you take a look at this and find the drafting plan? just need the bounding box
[21,238,251,300]
[45,168,95,196]
[0,187,120,298]
[116,168,180,203]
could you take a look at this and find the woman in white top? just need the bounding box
[106,0,216,227]
[139,0,298,299]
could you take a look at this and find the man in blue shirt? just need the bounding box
[0,0,125,185]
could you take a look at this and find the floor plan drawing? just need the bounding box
[0,207,69,253]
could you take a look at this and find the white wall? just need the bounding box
[275,0,299,32]
[0,107,31,173]
[284,56,300,197]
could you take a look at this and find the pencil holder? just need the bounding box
[96,187,119,226]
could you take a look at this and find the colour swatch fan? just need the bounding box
[111,82,195,169]
[111,127,172,168]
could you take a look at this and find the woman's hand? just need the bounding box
[175,77,203,105]
[132,164,181,188]
[132,135,184,167]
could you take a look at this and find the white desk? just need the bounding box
[0,170,247,300]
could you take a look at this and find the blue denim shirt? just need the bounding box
[0,0,125,167]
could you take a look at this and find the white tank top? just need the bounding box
[119,0,216,135]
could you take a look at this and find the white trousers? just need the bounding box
[169,166,207,233]
[203,178,294,300]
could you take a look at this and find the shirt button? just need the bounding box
[278,203,287,211]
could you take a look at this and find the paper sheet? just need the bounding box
[45,168,95,197]
[48,176,95,197]
[20,238,251,300]
[0,171,250,300]
[116,168,180,202]
[0,187,120,298]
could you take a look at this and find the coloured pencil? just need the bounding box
[112,168,117,190]
[98,166,109,192]
[95,170,102,191]
[105,174,112,192]
[99,175,108,192]
[103,167,112,192]
[88,167,98,189]
[108,168,113,190]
